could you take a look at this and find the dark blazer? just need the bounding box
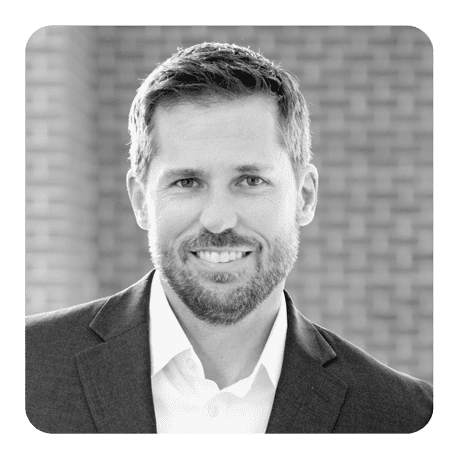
[26,270,432,433]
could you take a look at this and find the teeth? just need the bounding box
[197,251,246,263]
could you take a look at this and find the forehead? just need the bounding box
[151,95,287,169]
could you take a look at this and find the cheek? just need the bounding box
[149,200,198,240]
[241,194,297,236]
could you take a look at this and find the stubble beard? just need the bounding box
[148,225,300,326]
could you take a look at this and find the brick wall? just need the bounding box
[26,26,100,315]
[25,26,433,383]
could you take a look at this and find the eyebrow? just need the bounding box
[161,164,274,180]
[162,168,206,179]
[235,164,274,174]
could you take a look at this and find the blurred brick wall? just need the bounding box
[26,26,99,315]
[25,26,433,383]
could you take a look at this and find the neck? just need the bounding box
[160,278,284,389]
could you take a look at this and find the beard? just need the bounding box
[148,224,300,326]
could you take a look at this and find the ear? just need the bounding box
[126,170,150,230]
[297,163,318,227]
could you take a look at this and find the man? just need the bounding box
[26,42,433,433]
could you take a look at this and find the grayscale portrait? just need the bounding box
[25,26,433,433]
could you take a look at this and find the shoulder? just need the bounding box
[26,298,110,433]
[314,323,433,432]
[26,297,108,358]
[26,297,107,327]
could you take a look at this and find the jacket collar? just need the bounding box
[76,271,348,433]
[89,270,154,341]
[266,291,349,433]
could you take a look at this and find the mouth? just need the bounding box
[190,250,252,264]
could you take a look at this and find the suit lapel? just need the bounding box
[75,271,157,433]
[266,293,349,433]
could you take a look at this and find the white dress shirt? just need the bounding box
[149,272,287,433]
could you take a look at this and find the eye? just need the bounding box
[174,178,199,188]
[238,176,265,187]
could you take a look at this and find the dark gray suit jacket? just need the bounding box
[26,270,432,433]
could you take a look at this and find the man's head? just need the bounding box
[127,43,318,326]
[128,42,312,186]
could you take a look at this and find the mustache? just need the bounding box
[180,229,260,251]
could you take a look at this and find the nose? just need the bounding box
[199,191,238,234]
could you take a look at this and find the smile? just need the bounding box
[191,250,251,264]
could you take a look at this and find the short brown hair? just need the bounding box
[128,42,312,183]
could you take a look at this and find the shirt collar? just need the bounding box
[255,294,287,387]
[149,272,192,376]
[223,298,287,398]
[149,271,287,387]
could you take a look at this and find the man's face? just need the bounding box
[128,95,317,325]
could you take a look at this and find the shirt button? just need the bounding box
[208,405,219,417]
